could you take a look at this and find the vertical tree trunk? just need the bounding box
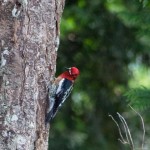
[0,0,65,149]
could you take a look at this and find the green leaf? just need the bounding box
[125,87,150,110]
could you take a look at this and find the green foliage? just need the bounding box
[140,0,150,7]
[128,64,150,88]
[125,87,150,110]
[49,0,150,149]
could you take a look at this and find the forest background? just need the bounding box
[49,0,150,150]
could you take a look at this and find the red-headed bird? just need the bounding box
[45,67,80,123]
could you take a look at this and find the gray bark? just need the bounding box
[0,0,65,149]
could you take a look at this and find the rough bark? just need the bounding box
[0,0,65,149]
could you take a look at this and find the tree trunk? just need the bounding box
[0,0,65,149]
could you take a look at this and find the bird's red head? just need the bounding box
[68,67,80,80]
[59,67,80,81]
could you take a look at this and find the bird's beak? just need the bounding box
[65,67,69,70]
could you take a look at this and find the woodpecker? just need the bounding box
[45,67,80,123]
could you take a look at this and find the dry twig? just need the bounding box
[109,106,145,150]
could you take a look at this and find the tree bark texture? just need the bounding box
[0,0,65,149]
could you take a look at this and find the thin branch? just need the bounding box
[117,112,130,144]
[109,106,146,150]
[108,114,126,144]
[129,105,145,150]
[117,113,135,150]
[117,113,130,144]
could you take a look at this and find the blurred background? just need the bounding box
[49,0,150,149]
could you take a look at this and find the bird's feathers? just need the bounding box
[45,78,73,123]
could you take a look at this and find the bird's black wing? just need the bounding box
[45,79,73,123]
[52,79,73,118]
